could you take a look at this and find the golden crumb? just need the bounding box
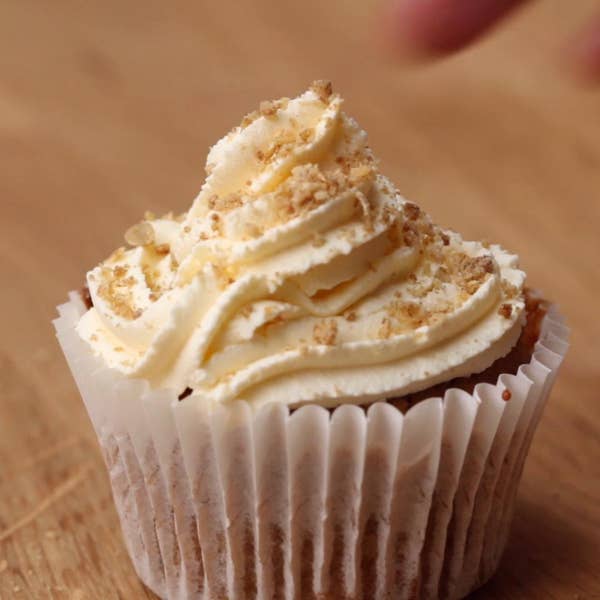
[473,255,495,275]
[501,280,519,299]
[125,222,155,247]
[344,311,357,322]
[409,280,435,299]
[389,300,422,321]
[267,163,351,226]
[498,303,513,319]
[155,243,170,255]
[466,256,494,284]
[349,164,374,187]
[440,232,450,246]
[143,210,156,221]
[464,280,479,295]
[260,129,298,164]
[97,269,141,320]
[209,212,222,234]
[259,100,278,117]
[403,202,421,221]
[313,319,338,345]
[402,222,419,247]
[299,128,314,143]
[443,252,496,296]
[240,109,260,129]
[142,264,162,293]
[310,79,333,103]
[378,317,393,339]
[208,192,243,212]
[502,389,512,401]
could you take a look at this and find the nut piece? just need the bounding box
[310,79,333,103]
[498,303,513,319]
[125,222,155,247]
[403,202,421,221]
[259,100,278,117]
[313,319,338,345]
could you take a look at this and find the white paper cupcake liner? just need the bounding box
[54,293,568,600]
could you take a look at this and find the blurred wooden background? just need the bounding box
[1,0,599,598]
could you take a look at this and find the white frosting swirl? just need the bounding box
[77,82,526,409]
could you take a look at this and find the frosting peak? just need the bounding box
[77,82,526,409]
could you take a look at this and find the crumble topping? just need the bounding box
[498,303,513,319]
[310,79,333,104]
[376,240,501,340]
[403,202,421,221]
[259,98,289,117]
[96,265,141,320]
[208,192,244,212]
[313,319,338,345]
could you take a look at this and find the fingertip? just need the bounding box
[381,0,467,60]
[565,15,600,86]
[382,0,531,60]
[378,0,439,62]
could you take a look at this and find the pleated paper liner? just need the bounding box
[54,292,568,600]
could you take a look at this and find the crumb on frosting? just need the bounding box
[208,192,244,212]
[403,202,420,221]
[310,79,333,103]
[96,266,142,320]
[498,303,513,319]
[313,319,338,345]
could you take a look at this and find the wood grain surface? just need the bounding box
[1,0,599,598]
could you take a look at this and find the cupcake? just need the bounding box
[55,81,568,600]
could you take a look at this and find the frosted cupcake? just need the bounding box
[55,81,568,600]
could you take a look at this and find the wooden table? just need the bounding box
[1,0,599,598]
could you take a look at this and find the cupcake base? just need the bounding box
[54,293,568,600]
